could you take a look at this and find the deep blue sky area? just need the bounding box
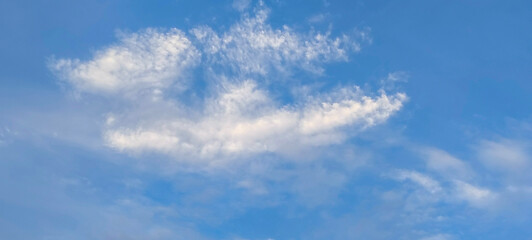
[1,1,532,239]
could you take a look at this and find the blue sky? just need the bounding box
[1,0,532,239]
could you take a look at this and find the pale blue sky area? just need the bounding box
[1,1,532,239]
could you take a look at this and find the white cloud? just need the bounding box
[506,185,532,194]
[0,127,12,145]
[380,71,408,91]
[50,6,405,169]
[421,148,471,179]
[191,7,363,77]
[308,13,327,23]
[50,29,200,97]
[411,147,501,208]
[393,170,442,194]
[453,180,497,207]
[420,234,453,240]
[476,139,530,172]
[104,82,406,161]
[232,0,251,12]
[406,143,532,212]
[106,129,181,153]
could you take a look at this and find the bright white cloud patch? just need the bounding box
[51,6,406,165]
[105,82,406,158]
[51,29,200,96]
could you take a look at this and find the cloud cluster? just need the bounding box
[51,6,405,166]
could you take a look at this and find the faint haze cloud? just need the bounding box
[232,0,251,12]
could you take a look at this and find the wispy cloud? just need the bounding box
[232,0,251,12]
[420,234,453,240]
[50,5,405,170]
[419,147,471,180]
[191,7,363,77]
[453,180,497,207]
[392,170,442,194]
[476,139,530,172]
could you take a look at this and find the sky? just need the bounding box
[1,0,532,239]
